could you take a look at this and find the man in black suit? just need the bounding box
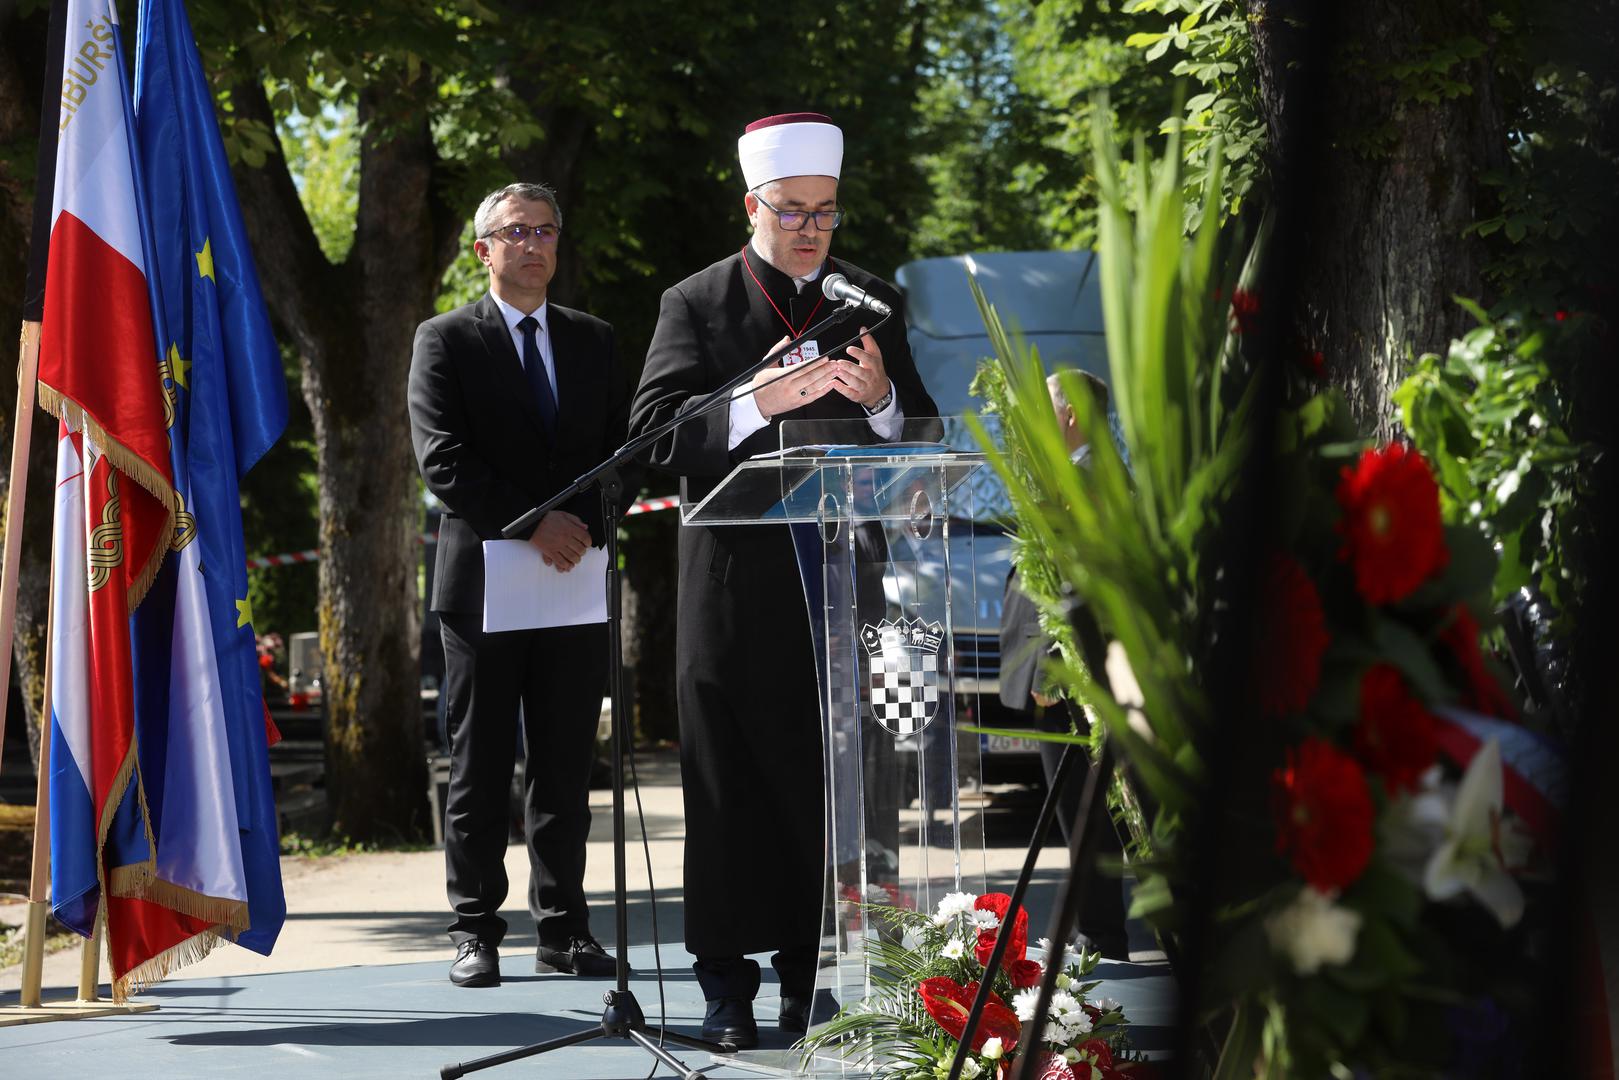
[629,113,938,1048]
[999,369,1130,961]
[409,182,632,988]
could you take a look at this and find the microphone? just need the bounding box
[822,273,893,316]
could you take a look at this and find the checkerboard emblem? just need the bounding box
[860,618,945,736]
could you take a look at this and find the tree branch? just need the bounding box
[224,75,346,358]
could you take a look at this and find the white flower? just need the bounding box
[1264,886,1363,975]
[967,908,1001,931]
[1012,987,1041,1022]
[1050,991,1082,1018]
[980,1037,1004,1061]
[1105,641,1144,708]
[960,1059,983,1079]
[1380,766,1451,884]
[1423,739,1530,928]
[1093,996,1122,1015]
[940,937,967,960]
[934,891,977,921]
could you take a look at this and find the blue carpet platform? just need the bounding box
[0,945,1174,1078]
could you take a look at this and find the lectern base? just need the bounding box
[714,1048,873,1078]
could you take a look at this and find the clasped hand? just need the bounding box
[529,509,592,571]
[750,328,892,420]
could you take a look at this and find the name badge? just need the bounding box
[781,340,820,367]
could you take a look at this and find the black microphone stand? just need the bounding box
[440,301,886,1080]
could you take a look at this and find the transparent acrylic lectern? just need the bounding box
[681,417,993,1076]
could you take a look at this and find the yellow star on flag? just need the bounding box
[236,595,253,630]
[168,343,191,389]
[196,237,215,281]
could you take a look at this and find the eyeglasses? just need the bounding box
[481,223,561,245]
[752,191,844,232]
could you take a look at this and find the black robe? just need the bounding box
[629,249,938,958]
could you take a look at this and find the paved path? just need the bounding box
[2,748,1154,994]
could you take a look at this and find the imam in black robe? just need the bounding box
[628,248,938,961]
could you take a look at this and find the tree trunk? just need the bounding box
[229,73,462,842]
[0,7,60,777]
[1248,0,1505,440]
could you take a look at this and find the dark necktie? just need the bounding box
[516,315,557,440]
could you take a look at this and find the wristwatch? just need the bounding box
[862,383,895,415]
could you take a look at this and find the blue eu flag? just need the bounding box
[135,0,290,954]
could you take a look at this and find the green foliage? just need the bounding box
[278,829,433,857]
[276,94,359,263]
[1123,0,1265,228]
[965,115,1251,899]
[1394,305,1594,625]
[1466,3,1619,316]
[1001,0,1179,248]
[908,3,1052,258]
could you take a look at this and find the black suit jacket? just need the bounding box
[409,292,634,615]
[1000,564,1109,712]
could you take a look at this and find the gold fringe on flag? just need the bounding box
[104,747,251,941]
[36,381,178,610]
[112,924,234,1002]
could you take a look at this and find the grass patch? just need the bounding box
[0,918,82,970]
[278,829,433,858]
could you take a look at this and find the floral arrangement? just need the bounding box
[802,891,1153,1079]
[962,111,1562,1075]
[1221,395,1559,1074]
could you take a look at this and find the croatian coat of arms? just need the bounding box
[859,617,945,736]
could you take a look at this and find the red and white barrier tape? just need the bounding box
[245,494,680,569]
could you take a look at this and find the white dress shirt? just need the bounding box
[490,291,558,403]
[728,238,905,450]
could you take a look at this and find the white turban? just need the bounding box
[737,113,843,189]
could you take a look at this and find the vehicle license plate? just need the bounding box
[983,734,1042,755]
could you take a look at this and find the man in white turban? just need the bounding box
[629,112,938,1047]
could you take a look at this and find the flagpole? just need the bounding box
[0,320,41,774]
[0,453,155,1026]
[18,468,54,1008]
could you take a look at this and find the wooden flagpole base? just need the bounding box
[0,1001,159,1027]
[1,912,159,1026]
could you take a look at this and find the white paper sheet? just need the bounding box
[481,540,608,633]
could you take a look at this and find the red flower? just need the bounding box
[1257,553,1330,717]
[916,976,1020,1051]
[1439,605,1520,721]
[1078,1039,1115,1068]
[1271,738,1375,891]
[973,892,1029,965]
[1335,444,1449,604]
[1007,957,1044,988]
[1033,1052,1080,1080]
[1354,664,1439,793]
[1230,288,1261,335]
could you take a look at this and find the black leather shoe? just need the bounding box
[701,997,758,1050]
[780,989,836,1033]
[449,940,500,987]
[779,995,810,1034]
[536,934,620,977]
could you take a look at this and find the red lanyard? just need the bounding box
[741,245,830,337]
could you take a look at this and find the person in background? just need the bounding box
[999,368,1131,961]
